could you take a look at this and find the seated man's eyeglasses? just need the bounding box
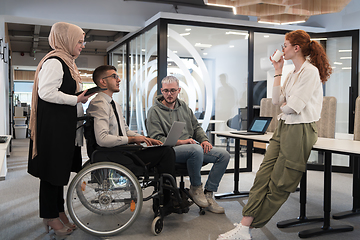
[162,88,179,94]
[102,74,120,80]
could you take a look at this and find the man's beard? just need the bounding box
[163,97,176,105]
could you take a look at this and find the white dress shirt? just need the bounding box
[38,58,84,146]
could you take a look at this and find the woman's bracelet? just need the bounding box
[274,74,282,78]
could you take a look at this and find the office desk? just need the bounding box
[0,135,12,181]
[198,120,225,145]
[212,131,271,199]
[213,131,358,238]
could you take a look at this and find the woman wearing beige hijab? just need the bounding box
[28,22,93,236]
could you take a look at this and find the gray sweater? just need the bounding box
[147,95,209,144]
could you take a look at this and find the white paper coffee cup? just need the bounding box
[271,49,283,62]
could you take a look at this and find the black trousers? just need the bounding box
[134,146,176,205]
[39,180,65,218]
[134,146,176,178]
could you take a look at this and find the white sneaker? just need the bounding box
[217,223,252,240]
[189,184,209,208]
[205,192,225,214]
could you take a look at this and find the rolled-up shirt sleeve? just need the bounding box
[38,59,78,106]
[272,85,286,106]
[281,104,296,114]
[286,68,319,114]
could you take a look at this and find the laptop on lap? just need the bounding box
[145,121,186,147]
[231,116,272,135]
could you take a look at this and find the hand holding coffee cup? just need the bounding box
[271,49,284,62]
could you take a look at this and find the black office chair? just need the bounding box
[66,116,187,237]
[144,119,208,215]
[225,114,245,157]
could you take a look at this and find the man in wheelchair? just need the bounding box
[86,65,187,218]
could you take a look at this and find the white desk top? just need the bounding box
[0,135,12,150]
[212,131,360,156]
[198,120,226,124]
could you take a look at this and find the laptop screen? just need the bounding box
[248,117,272,133]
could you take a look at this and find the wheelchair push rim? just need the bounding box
[67,162,143,236]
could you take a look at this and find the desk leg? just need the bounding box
[277,170,323,228]
[215,139,250,199]
[333,155,360,219]
[298,152,353,238]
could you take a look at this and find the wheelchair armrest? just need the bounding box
[91,145,150,180]
[97,144,143,153]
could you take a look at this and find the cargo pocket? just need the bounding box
[275,159,305,193]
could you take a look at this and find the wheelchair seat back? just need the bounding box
[82,116,146,176]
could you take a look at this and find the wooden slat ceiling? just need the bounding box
[205,0,351,24]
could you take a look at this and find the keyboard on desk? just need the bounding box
[0,136,8,143]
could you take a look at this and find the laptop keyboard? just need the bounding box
[0,136,8,143]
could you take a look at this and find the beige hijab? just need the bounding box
[29,22,85,158]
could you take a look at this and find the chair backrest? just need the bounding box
[226,114,241,130]
[259,98,281,132]
[316,96,337,138]
[354,96,360,141]
[82,116,99,158]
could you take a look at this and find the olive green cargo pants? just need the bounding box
[242,120,318,228]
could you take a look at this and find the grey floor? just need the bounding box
[1,139,360,240]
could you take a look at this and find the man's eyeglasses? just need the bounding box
[102,74,120,80]
[162,88,179,94]
[78,41,86,46]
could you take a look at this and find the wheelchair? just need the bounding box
[66,116,203,237]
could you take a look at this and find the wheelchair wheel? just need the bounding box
[67,162,143,236]
[151,216,163,235]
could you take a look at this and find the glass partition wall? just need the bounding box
[108,17,358,173]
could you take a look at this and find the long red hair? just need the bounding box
[285,30,332,83]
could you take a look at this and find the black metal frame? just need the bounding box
[107,17,359,174]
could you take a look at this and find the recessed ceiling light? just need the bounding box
[173,51,178,53]
[185,28,191,31]
[225,31,248,36]
[342,67,351,70]
[334,62,343,65]
[339,50,352,52]
[229,45,234,48]
[280,20,306,25]
[310,38,328,41]
[203,53,208,55]
[258,21,280,25]
[264,35,270,38]
[340,57,352,59]
[180,32,190,36]
[195,43,212,48]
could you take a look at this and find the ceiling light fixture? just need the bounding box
[180,32,191,36]
[340,57,352,59]
[195,43,212,48]
[225,31,248,36]
[339,50,352,52]
[204,0,351,25]
[310,38,328,41]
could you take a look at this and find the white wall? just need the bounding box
[0,16,9,136]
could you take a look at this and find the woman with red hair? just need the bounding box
[217,30,332,240]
